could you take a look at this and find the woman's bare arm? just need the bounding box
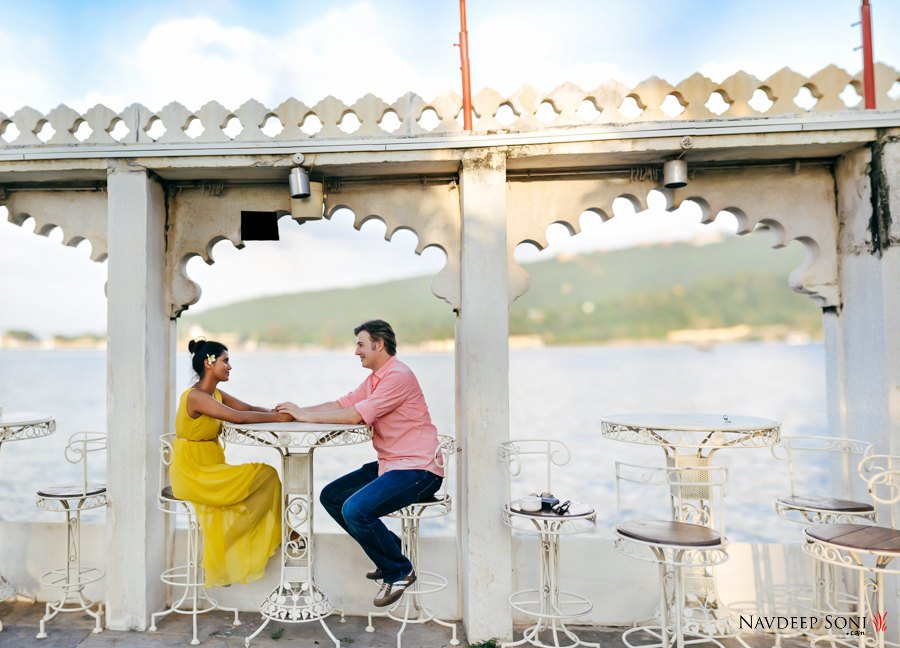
[219,389,273,413]
[189,390,292,423]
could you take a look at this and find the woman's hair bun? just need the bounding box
[188,338,206,355]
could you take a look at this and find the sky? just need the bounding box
[1,0,898,335]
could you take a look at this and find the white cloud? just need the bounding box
[0,28,54,113]
[65,3,435,112]
[470,14,630,94]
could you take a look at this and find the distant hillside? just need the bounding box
[180,234,821,346]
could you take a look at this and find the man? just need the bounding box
[276,319,443,608]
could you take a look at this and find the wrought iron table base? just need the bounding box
[244,453,341,647]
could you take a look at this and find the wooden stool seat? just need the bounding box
[617,520,723,547]
[777,495,874,513]
[806,523,900,554]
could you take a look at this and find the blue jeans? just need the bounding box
[320,461,442,584]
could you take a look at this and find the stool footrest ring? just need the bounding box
[508,588,593,620]
[39,566,104,589]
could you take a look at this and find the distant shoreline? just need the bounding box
[0,330,822,353]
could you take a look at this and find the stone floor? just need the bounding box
[0,600,807,648]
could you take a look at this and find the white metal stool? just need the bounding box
[498,439,598,648]
[34,431,107,639]
[614,461,730,648]
[149,433,240,645]
[770,435,874,634]
[366,435,460,647]
[803,454,900,648]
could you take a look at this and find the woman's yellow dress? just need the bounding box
[171,388,281,587]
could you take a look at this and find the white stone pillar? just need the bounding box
[456,150,513,642]
[828,136,900,452]
[105,166,170,629]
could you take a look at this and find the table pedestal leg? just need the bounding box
[246,452,339,647]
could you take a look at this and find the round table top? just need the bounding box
[0,411,56,442]
[601,412,781,450]
[506,500,595,520]
[602,412,780,431]
[221,420,372,451]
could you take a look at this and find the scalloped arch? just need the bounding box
[168,182,460,318]
[3,191,109,262]
[323,183,461,309]
[507,166,839,307]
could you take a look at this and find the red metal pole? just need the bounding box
[458,0,473,130]
[861,0,876,109]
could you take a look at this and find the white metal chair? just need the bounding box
[773,436,875,526]
[804,454,900,648]
[34,431,107,639]
[614,461,730,648]
[365,434,460,647]
[771,436,875,628]
[149,433,240,645]
[498,439,598,648]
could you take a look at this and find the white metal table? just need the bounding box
[600,413,781,463]
[221,420,372,648]
[601,413,781,641]
[0,411,56,629]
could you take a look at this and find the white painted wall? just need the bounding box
[0,521,809,631]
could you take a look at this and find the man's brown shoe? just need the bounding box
[366,567,383,581]
[373,571,416,607]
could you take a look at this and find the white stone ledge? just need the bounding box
[0,112,896,164]
[0,520,809,625]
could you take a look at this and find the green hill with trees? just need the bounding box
[180,233,821,346]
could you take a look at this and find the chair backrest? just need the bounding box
[498,439,570,506]
[615,461,729,535]
[433,434,456,501]
[858,454,900,528]
[64,432,107,497]
[157,432,192,515]
[772,435,874,501]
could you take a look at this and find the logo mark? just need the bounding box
[872,612,888,633]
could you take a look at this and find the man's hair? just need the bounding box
[354,319,397,356]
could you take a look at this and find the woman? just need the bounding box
[171,339,292,587]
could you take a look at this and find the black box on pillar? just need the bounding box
[240,211,280,241]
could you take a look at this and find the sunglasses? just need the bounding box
[551,499,572,516]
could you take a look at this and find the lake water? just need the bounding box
[0,343,831,543]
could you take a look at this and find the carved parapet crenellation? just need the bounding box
[506,165,839,308]
[855,63,900,111]
[2,189,109,262]
[1,65,893,149]
[323,182,460,309]
[167,183,324,317]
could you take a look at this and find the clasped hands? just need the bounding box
[275,401,309,421]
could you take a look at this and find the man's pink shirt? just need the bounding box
[338,355,443,477]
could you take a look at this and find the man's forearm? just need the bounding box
[303,400,343,413]
[296,406,363,424]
